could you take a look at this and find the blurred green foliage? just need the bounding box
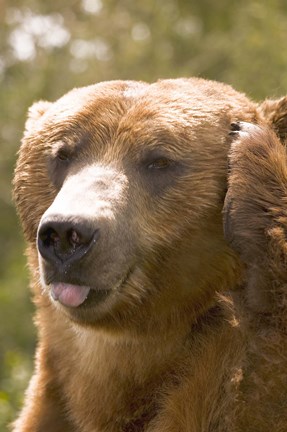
[1,0,287,429]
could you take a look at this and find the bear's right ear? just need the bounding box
[25,100,52,132]
[258,96,287,142]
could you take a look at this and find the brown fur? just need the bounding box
[12,78,287,431]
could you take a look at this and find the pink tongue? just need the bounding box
[51,283,90,307]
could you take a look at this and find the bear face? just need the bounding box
[14,78,259,329]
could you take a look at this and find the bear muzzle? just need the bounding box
[36,165,135,311]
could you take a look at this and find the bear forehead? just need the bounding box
[40,78,242,128]
[29,78,254,159]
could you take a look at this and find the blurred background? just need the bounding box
[1,0,287,429]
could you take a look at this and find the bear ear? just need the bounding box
[258,96,287,141]
[25,100,52,132]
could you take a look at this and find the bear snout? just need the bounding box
[37,216,99,267]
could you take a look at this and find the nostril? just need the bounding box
[68,228,81,249]
[40,227,60,249]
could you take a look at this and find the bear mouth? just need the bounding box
[49,269,133,309]
[51,283,93,307]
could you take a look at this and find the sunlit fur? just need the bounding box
[12,78,287,431]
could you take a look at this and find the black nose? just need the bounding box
[37,217,99,265]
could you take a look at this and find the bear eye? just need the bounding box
[56,148,70,162]
[147,157,174,170]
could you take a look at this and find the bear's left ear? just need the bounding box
[258,96,287,141]
[25,100,52,133]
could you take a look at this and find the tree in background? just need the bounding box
[1,0,287,428]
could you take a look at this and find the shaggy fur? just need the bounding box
[12,78,287,431]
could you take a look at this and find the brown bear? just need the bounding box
[13,78,287,431]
